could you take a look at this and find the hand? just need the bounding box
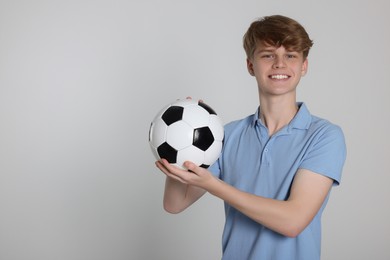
[155,159,214,190]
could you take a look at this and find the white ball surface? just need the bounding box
[149,99,224,169]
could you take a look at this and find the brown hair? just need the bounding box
[243,15,313,60]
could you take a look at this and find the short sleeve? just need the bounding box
[299,124,347,185]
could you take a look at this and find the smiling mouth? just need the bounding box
[269,74,290,79]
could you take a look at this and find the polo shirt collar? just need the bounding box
[252,102,312,130]
[290,102,312,130]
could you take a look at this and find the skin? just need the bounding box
[156,43,333,238]
[247,43,308,135]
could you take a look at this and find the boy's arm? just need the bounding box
[208,168,333,237]
[156,160,207,214]
[159,159,333,237]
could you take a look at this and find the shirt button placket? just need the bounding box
[262,139,272,166]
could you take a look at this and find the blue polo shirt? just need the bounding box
[209,103,346,260]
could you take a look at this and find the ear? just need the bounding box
[246,58,255,76]
[301,58,308,76]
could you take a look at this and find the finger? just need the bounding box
[160,159,184,172]
[183,161,201,175]
[156,160,188,183]
[185,96,204,103]
[155,160,171,175]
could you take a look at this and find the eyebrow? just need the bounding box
[256,48,300,54]
[256,47,277,53]
[259,46,278,52]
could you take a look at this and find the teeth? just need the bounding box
[271,75,288,79]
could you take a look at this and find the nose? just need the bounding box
[272,56,286,69]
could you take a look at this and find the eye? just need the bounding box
[286,51,301,59]
[261,54,275,59]
[286,54,296,59]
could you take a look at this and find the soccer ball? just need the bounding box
[149,99,224,169]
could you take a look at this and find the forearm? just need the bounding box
[205,178,309,237]
[163,177,206,214]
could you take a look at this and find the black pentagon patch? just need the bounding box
[198,102,216,115]
[161,106,184,125]
[157,142,177,163]
[193,127,214,151]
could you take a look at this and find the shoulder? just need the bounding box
[294,103,344,138]
[302,113,347,161]
[308,115,345,142]
[302,115,347,180]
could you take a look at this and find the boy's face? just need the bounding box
[247,43,308,98]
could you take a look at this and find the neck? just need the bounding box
[259,97,298,136]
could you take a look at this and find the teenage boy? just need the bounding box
[156,15,346,260]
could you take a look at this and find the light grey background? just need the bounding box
[0,0,389,259]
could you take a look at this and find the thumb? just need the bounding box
[183,161,199,173]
